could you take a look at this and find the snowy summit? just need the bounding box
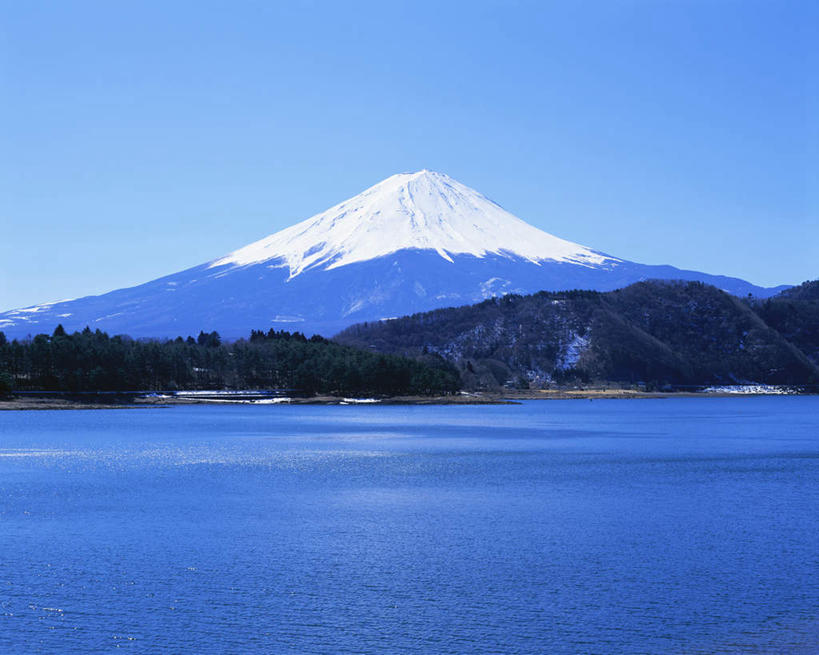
[210,170,615,277]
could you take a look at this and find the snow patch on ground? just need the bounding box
[701,384,795,395]
[556,333,589,370]
[95,312,124,322]
[480,277,514,299]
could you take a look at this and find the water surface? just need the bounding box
[1,398,817,653]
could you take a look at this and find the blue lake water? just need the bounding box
[0,398,817,654]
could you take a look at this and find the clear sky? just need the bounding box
[1,0,816,311]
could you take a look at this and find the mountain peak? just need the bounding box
[0,170,786,339]
[399,168,439,179]
[210,170,616,278]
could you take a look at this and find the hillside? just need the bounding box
[337,280,819,389]
[775,280,819,301]
[753,280,819,366]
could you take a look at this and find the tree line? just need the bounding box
[0,326,460,396]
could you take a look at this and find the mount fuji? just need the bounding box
[1,170,787,338]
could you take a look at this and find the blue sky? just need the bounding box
[1,0,816,310]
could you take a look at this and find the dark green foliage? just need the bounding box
[602,281,814,384]
[0,328,460,396]
[754,280,819,366]
[338,281,819,388]
[0,370,12,395]
[197,331,222,347]
[776,280,819,302]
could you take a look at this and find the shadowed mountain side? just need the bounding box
[754,280,819,366]
[336,280,819,389]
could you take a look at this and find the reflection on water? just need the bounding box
[0,398,817,653]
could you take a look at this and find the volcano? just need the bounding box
[0,170,787,338]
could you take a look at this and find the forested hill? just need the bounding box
[753,280,819,367]
[337,280,819,389]
[773,280,819,302]
[0,328,460,396]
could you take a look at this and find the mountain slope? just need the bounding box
[0,171,789,339]
[754,280,819,366]
[211,170,613,274]
[337,280,819,388]
[773,279,819,302]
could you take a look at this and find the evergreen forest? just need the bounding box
[0,327,460,396]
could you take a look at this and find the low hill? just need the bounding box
[775,280,819,302]
[753,280,819,366]
[337,280,819,389]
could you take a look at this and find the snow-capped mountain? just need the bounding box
[0,170,788,338]
[211,170,614,274]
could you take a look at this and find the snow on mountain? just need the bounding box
[0,170,789,339]
[210,170,616,276]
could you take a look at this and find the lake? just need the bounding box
[1,398,817,653]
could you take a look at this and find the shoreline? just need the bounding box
[0,388,813,410]
[0,393,514,411]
